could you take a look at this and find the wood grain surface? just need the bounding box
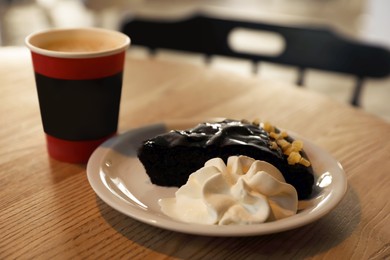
[0,47,389,259]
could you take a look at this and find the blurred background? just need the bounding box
[1,0,389,121]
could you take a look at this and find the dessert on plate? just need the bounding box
[137,119,314,200]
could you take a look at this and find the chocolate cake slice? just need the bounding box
[137,119,314,199]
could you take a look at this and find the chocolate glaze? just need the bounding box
[138,119,314,199]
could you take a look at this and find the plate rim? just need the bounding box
[87,119,348,236]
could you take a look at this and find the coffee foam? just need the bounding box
[41,39,118,52]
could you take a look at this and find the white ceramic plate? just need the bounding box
[87,119,347,236]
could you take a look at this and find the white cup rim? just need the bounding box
[25,27,131,58]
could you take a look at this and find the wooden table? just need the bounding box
[1,47,389,259]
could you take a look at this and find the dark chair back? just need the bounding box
[120,14,390,106]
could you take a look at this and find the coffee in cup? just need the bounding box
[26,27,131,163]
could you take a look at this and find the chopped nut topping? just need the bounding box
[263,121,275,133]
[277,139,291,150]
[283,146,294,155]
[287,151,301,165]
[292,140,303,150]
[252,119,311,167]
[252,118,260,126]
[299,157,311,167]
[269,132,280,140]
[269,141,278,150]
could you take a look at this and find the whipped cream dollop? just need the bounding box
[159,155,298,225]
